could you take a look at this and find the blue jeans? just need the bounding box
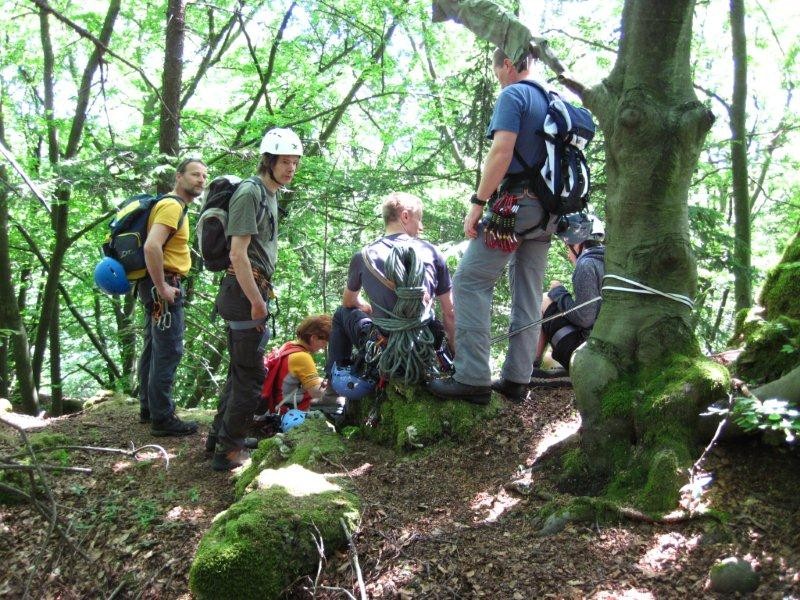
[325,306,373,377]
[137,277,185,422]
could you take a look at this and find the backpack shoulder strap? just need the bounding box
[151,194,188,245]
[511,80,552,173]
[361,246,396,291]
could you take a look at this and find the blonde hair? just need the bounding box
[381,192,423,226]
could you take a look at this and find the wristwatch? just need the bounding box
[470,193,487,206]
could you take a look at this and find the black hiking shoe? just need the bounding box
[491,378,530,403]
[139,407,151,424]
[206,433,258,452]
[150,414,199,437]
[428,377,491,405]
[211,448,250,472]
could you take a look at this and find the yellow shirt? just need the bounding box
[286,349,322,390]
[147,197,190,275]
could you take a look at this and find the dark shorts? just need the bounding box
[542,303,586,372]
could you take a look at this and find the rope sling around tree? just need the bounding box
[491,274,695,345]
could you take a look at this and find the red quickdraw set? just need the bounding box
[483,192,520,253]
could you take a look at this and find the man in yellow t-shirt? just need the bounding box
[138,158,207,436]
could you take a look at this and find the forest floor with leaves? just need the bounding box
[1,386,799,599]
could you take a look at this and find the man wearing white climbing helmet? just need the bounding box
[532,213,605,383]
[210,127,303,471]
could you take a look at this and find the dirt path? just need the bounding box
[1,389,798,599]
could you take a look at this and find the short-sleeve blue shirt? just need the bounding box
[486,80,549,175]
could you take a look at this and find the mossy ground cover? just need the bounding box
[189,483,360,600]
[345,382,502,451]
[1,387,799,598]
[564,354,729,516]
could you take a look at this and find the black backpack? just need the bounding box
[102,194,187,281]
[515,80,596,216]
[196,175,269,271]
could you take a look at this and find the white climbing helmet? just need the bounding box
[588,214,605,242]
[259,128,303,156]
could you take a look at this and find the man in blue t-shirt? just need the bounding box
[325,192,455,388]
[430,47,552,405]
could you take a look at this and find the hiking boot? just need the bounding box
[491,378,530,403]
[428,377,491,405]
[139,407,151,424]
[211,448,250,472]
[150,414,199,437]
[206,433,258,452]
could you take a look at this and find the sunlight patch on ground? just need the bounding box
[637,532,700,574]
[471,488,520,524]
[253,464,341,496]
[590,588,655,599]
[165,505,206,524]
[532,412,581,462]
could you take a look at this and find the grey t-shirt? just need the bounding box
[347,234,453,320]
[225,177,277,278]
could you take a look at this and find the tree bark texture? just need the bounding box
[158,0,185,170]
[568,0,721,512]
[0,165,39,415]
[730,0,752,312]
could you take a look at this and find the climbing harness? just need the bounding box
[150,286,172,331]
[224,265,279,337]
[601,274,694,309]
[483,192,520,253]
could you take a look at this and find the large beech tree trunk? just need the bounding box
[568,0,725,512]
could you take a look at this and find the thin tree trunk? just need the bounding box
[158,0,185,171]
[49,306,63,416]
[730,0,751,311]
[0,165,38,415]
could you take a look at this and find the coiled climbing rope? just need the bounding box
[371,244,438,385]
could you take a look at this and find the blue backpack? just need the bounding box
[515,80,596,217]
[102,194,187,281]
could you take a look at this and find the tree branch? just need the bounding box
[28,0,164,102]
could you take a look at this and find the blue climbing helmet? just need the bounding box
[94,257,132,295]
[281,408,306,432]
[556,212,604,245]
[331,362,375,400]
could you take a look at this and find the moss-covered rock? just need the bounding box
[735,316,800,385]
[760,231,800,321]
[344,382,501,452]
[235,413,346,499]
[189,470,360,600]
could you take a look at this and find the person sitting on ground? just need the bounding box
[321,192,455,415]
[269,314,332,413]
[206,314,331,452]
[533,213,605,377]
